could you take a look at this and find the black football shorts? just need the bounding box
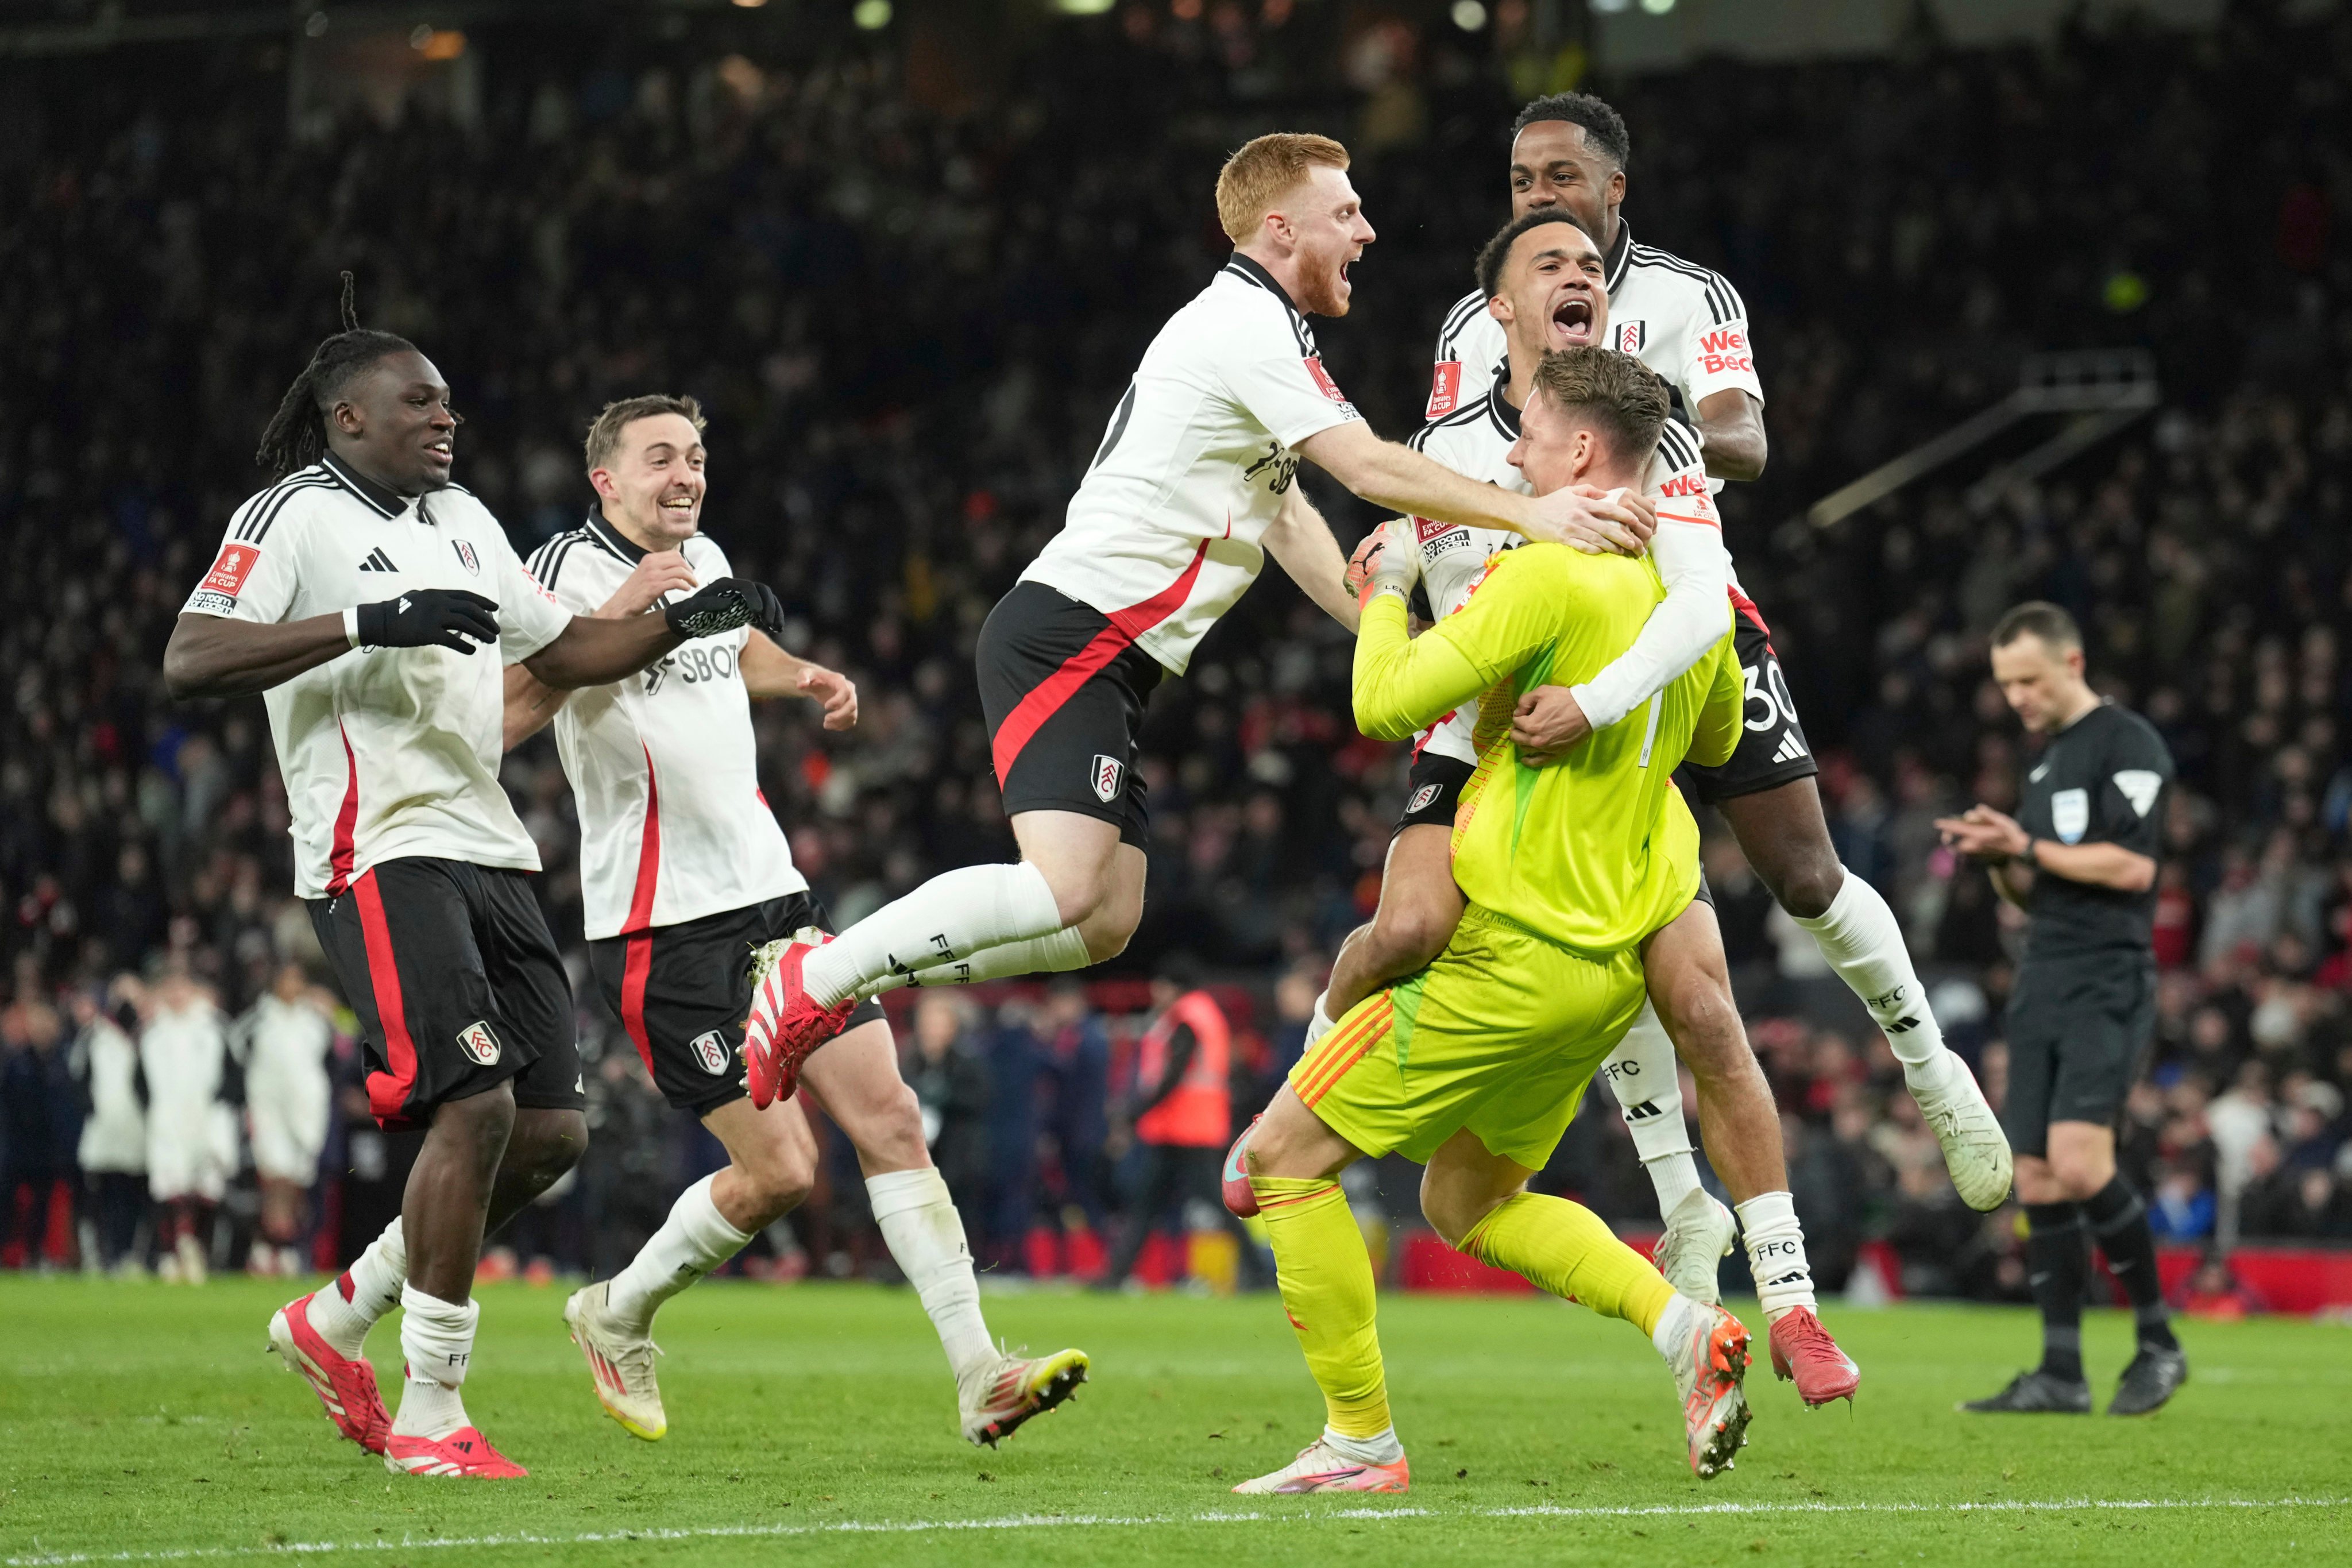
[1681,591,1821,805]
[588,891,885,1118]
[309,857,583,1129]
[977,581,1164,848]
[2001,951,2157,1157]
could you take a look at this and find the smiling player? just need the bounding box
[505,396,1087,1449]
[739,133,1660,1102]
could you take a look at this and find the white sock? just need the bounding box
[308,1218,406,1358]
[1601,1003,1704,1217]
[1791,873,1951,1079]
[804,862,1063,1009]
[875,922,1092,997]
[1733,1190,1816,1321]
[1323,1424,1404,1465]
[867,1167,994,1385]
[1304,992,1335,1049]
[1651,1291,1701,1360]
[392,1285,478,1440]
[605,1173,754,1334]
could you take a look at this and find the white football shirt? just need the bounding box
[1022,253,1365,674]
[1427,218,1762,508]
[1403,377,1727,765]
[183,455,571,899]
[527,511,805,941]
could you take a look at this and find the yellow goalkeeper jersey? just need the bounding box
[1353,543,1742,956]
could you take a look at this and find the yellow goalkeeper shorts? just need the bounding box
[1289,904,1647,1171]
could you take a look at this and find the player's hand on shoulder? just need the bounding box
[797,664,859,730]
[663,577,788,640]
[597,551,701,619]
[357,588,501,654]
[1511,685,1591,766]
[1526,485,1656,556]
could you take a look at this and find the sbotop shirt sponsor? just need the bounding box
[526,512,805,941]
[180,455,571,900]
[1020,252,1364,675]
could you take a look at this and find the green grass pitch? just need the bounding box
[2,1276,2344,1566]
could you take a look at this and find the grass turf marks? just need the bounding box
[2,1277,2343,1566]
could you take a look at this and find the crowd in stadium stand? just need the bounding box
[2,2,2349,1298]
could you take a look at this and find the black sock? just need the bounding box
[2024,1202,2087,1382]
[2081,1176,2178,1353]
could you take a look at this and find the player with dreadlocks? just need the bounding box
[165,276,794,1480]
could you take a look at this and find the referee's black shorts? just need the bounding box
[1681,593,1820,806]
[308,857,584,1130]
[978,581,1165,848]
[586,891,885,1119]
[2000,951,2157,1158]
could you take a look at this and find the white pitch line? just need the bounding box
[7,1495,2346,1566]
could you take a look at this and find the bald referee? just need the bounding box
[1936,603,2186,1416]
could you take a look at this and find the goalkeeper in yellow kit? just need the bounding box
[1235,346,1754,1495]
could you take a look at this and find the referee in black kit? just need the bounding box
[1936,603,2188,1416]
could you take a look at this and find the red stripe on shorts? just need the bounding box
[619,933,655,1073]
[1727,585,1772,639]
[990,544,1207,787]
[353,870,420,1123]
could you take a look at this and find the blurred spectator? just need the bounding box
[1102,957,1232,1289]
[135,966,236,1283]
[906,995,991,1246]
[2174,1253,2267,1321]
[1,970,75,1269]
[1030,981,1111,1239]
[67,983,148,1272]
[237,963,334,1276]
[2148,1161,2218,1243]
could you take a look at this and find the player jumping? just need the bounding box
[1239,346,1752,1493]
[164,282,790,1478]
[1427,92,2010,1212]
[739,132,1656,1100]
[1237,208,1857,1405]
[504,395,1087,1447]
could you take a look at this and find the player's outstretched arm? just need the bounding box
[524,578,786,691]
[164,612,364,700]
[1261,485,1358,631]
[1694,389,1767,482]
[501,551,715,749]
[164,587,504,701]
[740,631,858,729]
[1296,419,1656,555]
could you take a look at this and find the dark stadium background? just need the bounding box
[1,0,2347,1306]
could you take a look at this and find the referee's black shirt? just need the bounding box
[2013,701,2175,959]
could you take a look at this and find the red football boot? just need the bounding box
[741,933,858,1109]
[1770,1305,1861,1407]
[267,1291,392,1454]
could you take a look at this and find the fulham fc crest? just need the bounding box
[690,1030,731,1076]
[456,1020,502,1067]
[1616,322,1647,353]
[1091,754,1125,804]
[1407,782,1441,816]
[451,539,481,576]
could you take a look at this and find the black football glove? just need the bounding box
[356,588,500,654]
[663,577,787,640]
